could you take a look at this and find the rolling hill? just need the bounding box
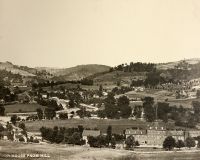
[38,64,111,81]
[0,61,36,77]
[157,58,200,70]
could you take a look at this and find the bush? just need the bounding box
[163,136,176,150]
[19,137,25,142]
[33,139,39,143]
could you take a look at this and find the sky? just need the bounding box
[1,0,200,68]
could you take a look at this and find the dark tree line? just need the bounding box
[110,62,156,73]
[40,126,85,144]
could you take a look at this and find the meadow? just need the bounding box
[25,119,147,133]
[1,140,200,160]
[4,103,46,113]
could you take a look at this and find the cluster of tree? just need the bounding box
[40,126,85,144]
[163,136,196,150]
[0,70,22,85]
[36,99,61,120]
[59,113,68,120]
[110,62,156,73]
[88,126,124,148]
[111,86,132,95]
[139,97,197,127]
[77,108,91,118]
[98,93,132,119]
[32,80,67,89]
[143,97,156,122]
[169,103,199,128]
[80,78,93,85]
[68,92,83,108]
[131,80,144,87]
[10,115,22,125]
[125,135,140,150]
[0,80,17,102]
[0,105,5,116]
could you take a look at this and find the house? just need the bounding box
[167,130,186,142]
[188,130,200,138]
[125,129,147,145]
[82,129,101,145]
[125,121,167,147]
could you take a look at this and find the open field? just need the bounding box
[25,119,148,133]
[0,140,133,160]
[4,103,46,113]
[124,90,200,108]
[1,140,200,160]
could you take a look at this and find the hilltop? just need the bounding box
[1,58,200,86]
[0,61,36,77]
[45,64,111,81]
[0,62,111,83]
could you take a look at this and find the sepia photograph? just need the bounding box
[1,0,200,159]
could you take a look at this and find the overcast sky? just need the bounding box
[1,0,200,68]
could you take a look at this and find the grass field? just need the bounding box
[25,119,148,133]
[4,103,46,113]
[1,140,200,160]
[0,140,134,160]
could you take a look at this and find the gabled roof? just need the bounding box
[82,130,100,137]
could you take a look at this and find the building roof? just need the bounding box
[125,129,147,135]
[167,130,184,136]
[147,121,166,130]
[82,130,100,137]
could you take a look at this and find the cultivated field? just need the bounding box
[25,119,148,133]
[4,103,46,113]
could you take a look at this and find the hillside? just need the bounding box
[0,62,36,77]
[157,58,200,70]
[51,64,111,81]
[93,71,146,86]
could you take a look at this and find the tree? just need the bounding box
[125,135,135,149]
[44,108,56,120]
[176,140,185,149]
[97,110,106,119]
[133,106,142,118]
[59,113,68,120]
[145,70,161,87]
[185,137,196,148]
[143,97,156,122]
[18,122,26,131]
[77,108,91,118]
[36,108,43,120]
[0,124,4,132]
[0,106,5,116]
[98,85,103,97]
[106,125,112,143]
[104,93,119,119]
[69,98,75,108]
[117,96,132,118]
[157,102,170,122]
[197,90,200,98]
[10,115,17,125]
[110,136,116,148]
[163,136,176,150]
